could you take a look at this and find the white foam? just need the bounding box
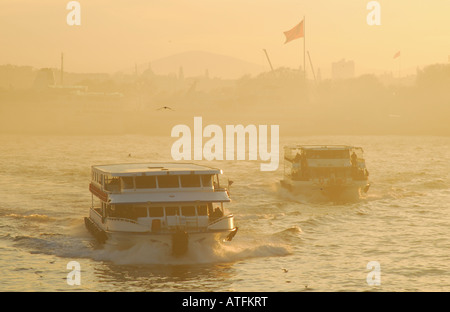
[83,239,292,266]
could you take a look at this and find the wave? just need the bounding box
[419,178,448,190]
[271,226,303,242]
[235,212,286,221]
[5,213,55,222]
[274,225,302,235]
[273,181,364,205]
[7,221,292,266]
[12,235,61,253]
[86,238,292,266]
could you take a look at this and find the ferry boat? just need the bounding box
[280,145,370,201]
[84,163,238,256]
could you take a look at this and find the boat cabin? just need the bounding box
[90,163,223,193]
[88,163,231,232]
[283,145,369,182]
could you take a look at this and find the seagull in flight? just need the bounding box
[157,106,175,111]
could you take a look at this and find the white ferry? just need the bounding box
[280,145,370,201]
[84,163,238,256]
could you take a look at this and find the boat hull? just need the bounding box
[280,179,370,201]
[84,216,238,256]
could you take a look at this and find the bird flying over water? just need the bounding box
[157,106,174,111]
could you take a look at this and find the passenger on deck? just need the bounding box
[211,207,223,220]
[351,151,358,167]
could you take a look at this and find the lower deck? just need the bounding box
[89,202,234,234]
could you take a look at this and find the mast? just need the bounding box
[263,49,274,72]
[61,52,64,86]
[307,51,316,82]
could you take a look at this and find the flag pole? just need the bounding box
[303,16,306,81]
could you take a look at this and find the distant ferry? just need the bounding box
[85,163,238,256]
[280,145,370,201]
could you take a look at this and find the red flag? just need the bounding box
[284,20,304,44]
[393,51,401,59]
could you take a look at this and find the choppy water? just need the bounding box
[0,134,449,291]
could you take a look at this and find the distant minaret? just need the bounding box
[178,66,184,80]
[61,53,64,85]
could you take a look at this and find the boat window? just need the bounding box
[121,177,134,189]
[94,172,102,184]
[114,204,132,218]
[306,150,350,159]
[181,206,196,216]
[180,175,201,187]
[335,168,348,178]
[135,176,157,189]
[197,205,208,216]
[157,175,179,188]
[149,207,164,217]
[105,177,120,192]
[311,167,327,178]
[114,204,147,219]
[201,175,212,187]
[133,206,148,218]
[207,203,214,215]
[165,206,179,216]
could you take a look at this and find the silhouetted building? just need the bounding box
[33,68,55,89]
[142,63,155,79]
[332,59,355,80]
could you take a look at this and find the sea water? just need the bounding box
[0,134,449,291]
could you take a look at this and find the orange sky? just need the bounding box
[1,0,449,77]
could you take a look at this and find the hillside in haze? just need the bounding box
[143,51,264,79]
[1,62,450,136]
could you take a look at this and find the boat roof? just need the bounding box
[284,145,363,151]
[92,162,223,177]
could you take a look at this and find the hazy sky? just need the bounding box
[1,0,449,77]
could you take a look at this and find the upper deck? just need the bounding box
[93,163,223,176]
[89,163,230,204]
[283,145,365,168]
[285,145,364,159]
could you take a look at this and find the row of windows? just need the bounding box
[309,167,351,178]
[120,174,213,189]
[92,171,103,184]
[108,204,211,219]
